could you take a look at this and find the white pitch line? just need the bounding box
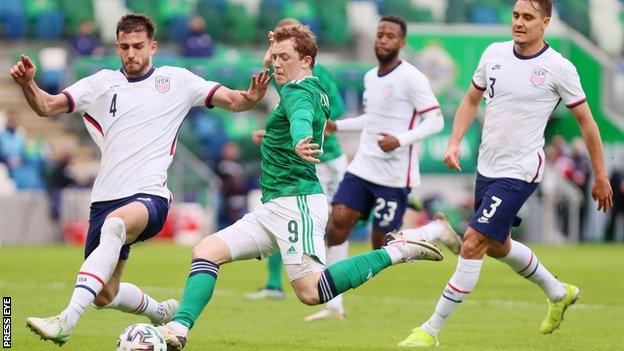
[0,280,616,310]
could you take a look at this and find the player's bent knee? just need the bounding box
[460,228,489,259]
[294,287,320,306]
[192,235,231,265]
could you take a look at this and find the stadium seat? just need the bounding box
[283,1,320,39]
[318,0,350,45]
[196,0,226,39]
[167,14,192,42]
[24,0,58,21]
[469,5,500,24]
[34,10,64,39]
[445,0,470,23]
[258,0,289,38]
[58,0,94,36]
[222,3,257,44]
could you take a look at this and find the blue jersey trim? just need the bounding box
[513,42,549,60]
[120,66,156,82]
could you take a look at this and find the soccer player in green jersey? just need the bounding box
[157,25,444,350]
[245,19,349,308]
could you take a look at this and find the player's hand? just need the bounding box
[295,136,321,163]
[241,69,272,103]
[251,129,266,146]
[444,143,462,171]
[324,120,337,136]
[9,55,37,86]
[591,175,613,212]
[377,133,400,153]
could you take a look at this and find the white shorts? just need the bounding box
[316,154,348,203]
[215,194,328,281]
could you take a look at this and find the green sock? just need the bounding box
[172,259,219,329]
[318,249,391,303]
[266,253,283,290]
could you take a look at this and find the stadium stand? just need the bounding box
[1,0,624,244]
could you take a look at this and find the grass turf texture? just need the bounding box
[1,242,622,350]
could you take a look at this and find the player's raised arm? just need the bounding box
[9,55,70,117]
[444,83,484,171]
[569,102,614,212]
[210,69,272,112]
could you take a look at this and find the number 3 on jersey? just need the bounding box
[482,195,502,218]
[488,78,496,98]
[109,94,118,117]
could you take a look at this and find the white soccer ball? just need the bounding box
[116,323,167,351]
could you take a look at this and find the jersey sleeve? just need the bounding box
[556,61,587,108]
[471,47,490,91]
[181,69,222,108]
[62,72,102,114]
[282,84,315,146]
[407,70,440,114]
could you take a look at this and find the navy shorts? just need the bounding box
[468,173,538,244]
[332,172,410,231]
[85,193,169,260]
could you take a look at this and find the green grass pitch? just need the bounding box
[1,242,622,350]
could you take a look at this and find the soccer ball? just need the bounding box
[116,323,167,351]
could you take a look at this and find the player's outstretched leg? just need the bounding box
[312,232,443,306]
[496,239,579,334]
[304,241,349,321]
[400,213,462,255]
[26,217,127,345]
[96,282,179,325]
[245,253,286,300]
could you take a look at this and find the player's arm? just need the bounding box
[9,55,69,117]
[444,84,483,171]
[569,102,613,212]
[328,114,367,133]
[291,109,321,163]
[210,70,272,112]
[392,108,444,148]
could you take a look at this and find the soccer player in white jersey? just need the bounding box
[9,14,271,346]
[398,1,614,347]
[313,16,462,320]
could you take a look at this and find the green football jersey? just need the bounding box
[260,76,330,203]
[269,64,345,162]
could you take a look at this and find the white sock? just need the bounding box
[325,241,348,313]
[401,221,445,242]
[498,240,567,301]
[63,217,126,329]
[422,257,482,336]
[99,282,165,324]
[382,245,404,265]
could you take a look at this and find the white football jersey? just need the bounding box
[62,66,221,202]
[472,41,586,182]
[346,61,440,188]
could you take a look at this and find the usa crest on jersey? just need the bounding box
[155,75,170,93]
[530,68,546,87]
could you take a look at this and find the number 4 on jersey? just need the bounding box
[109,94,118,117]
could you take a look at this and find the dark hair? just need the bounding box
[116,13,156,39]
[273,25,318,68]
[380,15,407,37]
[526,0,553,17]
